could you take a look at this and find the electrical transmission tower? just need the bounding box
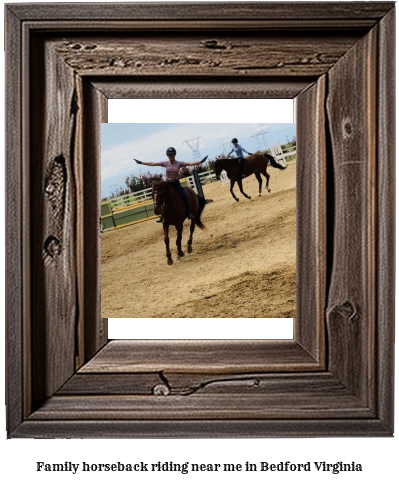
[220,141,232,156]
[251,131,269,152]
[183,136,203,162]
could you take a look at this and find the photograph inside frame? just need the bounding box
[101,122,296,319]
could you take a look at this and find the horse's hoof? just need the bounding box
[235,198,239,202]
[258,193,262,197]
[267,187,271,193]
[167,258,173,266]
[178,251,185,258]
[187,246,192,254]
[248,196,252,199]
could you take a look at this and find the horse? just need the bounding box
[211,153,286,201]
[152,180,206,265]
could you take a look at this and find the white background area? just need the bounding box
[1,2,398,487]
[108,98,294,339]
[109,98,294,123]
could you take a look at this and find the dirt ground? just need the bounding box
[101,162,296,318]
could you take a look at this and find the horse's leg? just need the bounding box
[175,222,185,258]
[187,218,195,253]
[255,172,263,197]
[260,168,271,193]
[237,178,251,199]
[230,179,239,202]
[163,223,173,265]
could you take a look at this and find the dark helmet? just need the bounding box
[166,147,176,155]
[231,138,238,143]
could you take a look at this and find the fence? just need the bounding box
[107,187,152,210]
[282,145,297,159]
[220,170,229,186]
[268,144,296,165]
[198,170,216,185]
[101,174,200,231]
[107,175,198,212]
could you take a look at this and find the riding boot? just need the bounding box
[172,180,194,220]
[185,201,194,220]
[179,186,194,219]
[178,188,192,219]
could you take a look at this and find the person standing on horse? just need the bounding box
[134,147,208,220]
[227,138,253,178]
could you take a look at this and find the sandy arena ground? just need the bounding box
[101,162,296,318]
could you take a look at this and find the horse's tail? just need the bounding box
[195,195,206,229]
[265,153,286,170]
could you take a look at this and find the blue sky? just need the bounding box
[101,122,296,198]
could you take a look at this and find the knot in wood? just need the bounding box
[45,156,66,224]
[343,119,353,138]
[44,236,61,258]
[83,44,97,51]
[339,301,358,321]
[152,383,170,396]
[45,181,56,196]
[201,40,227,50]
[328,301,358,323]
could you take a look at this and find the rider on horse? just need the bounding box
[134,147,208,220]
[227,138,253,178]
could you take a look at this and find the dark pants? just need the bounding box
[238,157,245,174]
[170,180,191,217]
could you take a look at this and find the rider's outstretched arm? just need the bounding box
[183,155,208,166]
[134,159,163,166]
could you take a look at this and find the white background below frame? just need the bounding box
[107,98,294,340]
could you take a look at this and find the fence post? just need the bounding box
[192,170,204,199]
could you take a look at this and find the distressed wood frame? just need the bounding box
[5,2,395,438]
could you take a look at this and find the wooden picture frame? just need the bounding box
[5,2,395,438]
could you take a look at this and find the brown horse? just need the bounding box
[211,153,286,201]
[152,180,206,265]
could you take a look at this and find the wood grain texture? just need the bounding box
[29,393,371,421]
[5,5,24,436]
[376,7,395,432]
[58,372,162,395]
[21,19,384,33]
[60,371,356,397]
[7,2,394,22]
[92,78,311,100]
[14,418,391,439]
[79,340,321,374]
[34,371,374,422]
[295,76,326,363]
[5,2,395,438]
[30,37,78,408]
[81,81,108,363]
[326,26,377,405]
[52,34,360,78]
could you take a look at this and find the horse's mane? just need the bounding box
[152,178,167,189]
